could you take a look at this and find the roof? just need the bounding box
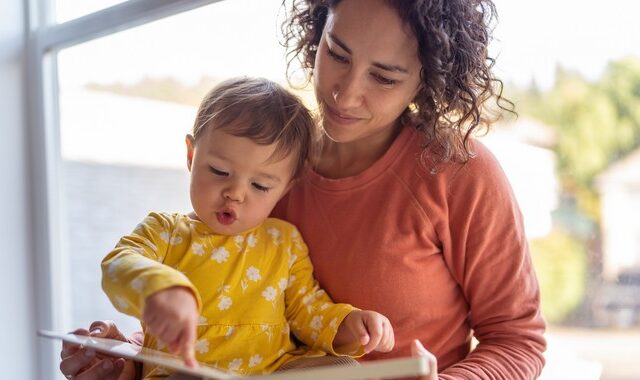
[597,147,640,187]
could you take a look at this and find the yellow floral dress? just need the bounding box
[102,212,358,379]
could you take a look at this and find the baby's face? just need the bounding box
[186,128,296,235]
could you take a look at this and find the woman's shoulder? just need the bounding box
[400,135,511,202]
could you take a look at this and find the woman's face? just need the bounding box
[313,0,422,145]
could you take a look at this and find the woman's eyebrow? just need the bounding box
[328,33,409,74]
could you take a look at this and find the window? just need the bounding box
[27,0,640,379]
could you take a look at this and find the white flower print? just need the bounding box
[169,235,183,245]
[115,296,129,310]
[217,284,231,293]
[247,234,257,248]
[261,325,273,342]
[310,331,319,342]
[287,275,296,288]
[197,316,208,325]
[288,254,297,269]
[234,235,244,246]
[267,228,281,244]
[107,259,121,280]
[320,303,330,311]
[329,318,338,330]
[225,326,235,339]
[130,277,144,293]
[131,259,153,270]
[248,354,263,368]
[159,231,170,243]
[262,286,277,302]
[194,339,209,354]
[246,266,261,282]
[302,293,316,305]
[278,278,288,291]
[297,286,307,295]
[191,243,205,256]
[310,315,323,330]
[228,358,243,371]
[211,247,230,263]
[218,296,232,311]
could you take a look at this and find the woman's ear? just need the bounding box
[186,134,195,171]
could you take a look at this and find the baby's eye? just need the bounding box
[327,48,349,64]
[209,166,228,176]
[252,183,271,193]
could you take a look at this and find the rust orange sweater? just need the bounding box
[272,126,546,379]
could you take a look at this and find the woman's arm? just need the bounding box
[439,142,546,379]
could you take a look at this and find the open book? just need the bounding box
[40,330,430,380]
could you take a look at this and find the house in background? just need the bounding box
[596,148,640,280]
[480,117,559,239]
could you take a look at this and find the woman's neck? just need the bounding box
[312,124,402,179]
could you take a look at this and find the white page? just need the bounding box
[40,330,430,380]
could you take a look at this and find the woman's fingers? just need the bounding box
[73,358,124,380]
[59,348,97,378]
[88,320,126,341]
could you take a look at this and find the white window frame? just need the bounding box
[25,1,224,378]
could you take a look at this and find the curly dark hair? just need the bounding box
[281,0,514,164]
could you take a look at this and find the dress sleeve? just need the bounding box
[101,212,202,318]
[282,227,361,356]
[439,142,546,379]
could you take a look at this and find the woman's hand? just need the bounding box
[334,310,395,353]
[59,320,136,380]
[411,339,438,380]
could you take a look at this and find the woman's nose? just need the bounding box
[333,72,364,109]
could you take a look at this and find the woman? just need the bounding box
[60,0,546,379]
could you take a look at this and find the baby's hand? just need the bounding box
[143,286,199,367]
[336,310,395,353]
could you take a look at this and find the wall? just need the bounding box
[0,0,37,377]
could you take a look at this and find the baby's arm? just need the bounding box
[101,213,202,366]
[143,286,199,367]
[333,310,394,353]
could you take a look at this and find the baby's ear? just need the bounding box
[185,134,195,171]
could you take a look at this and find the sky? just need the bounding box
[56,0,640,91]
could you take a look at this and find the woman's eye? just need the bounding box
[327,48,349,64]
[252,183,271,193]
[209,167,228,176]
[372,73,397,86]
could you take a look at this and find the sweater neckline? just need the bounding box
[305,126,417,191]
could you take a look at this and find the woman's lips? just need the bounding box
[216,208,237,225]
[325,105,362,125]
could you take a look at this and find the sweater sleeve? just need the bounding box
[282,227,360,356]
[438,142,546,379]
[101,212,202,318]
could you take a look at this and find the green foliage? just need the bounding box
[504,58,640,223]
[530,229,587,324]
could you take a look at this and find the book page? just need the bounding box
[40,330,430,380]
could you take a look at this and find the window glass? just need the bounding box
[491,0,640,378]
[53,0,640,378]
[57,0,310,336]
